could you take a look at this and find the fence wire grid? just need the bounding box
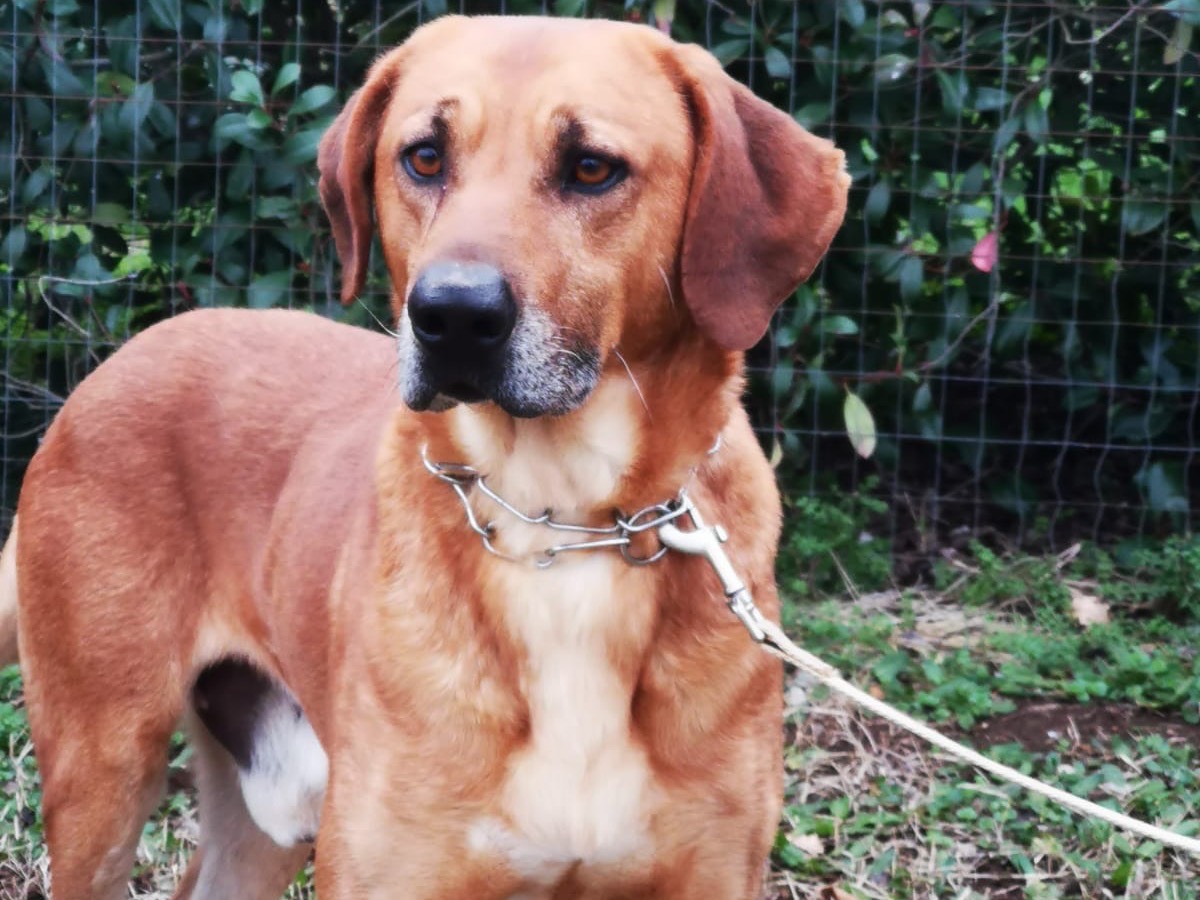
[1,0,1198,568]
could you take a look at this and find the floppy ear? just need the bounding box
[676,47,850,351]
[317,51,403,304]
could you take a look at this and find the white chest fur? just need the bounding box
[452,376,659,886]
[470,554,657,886]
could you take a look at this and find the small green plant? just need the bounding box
[1111,535,1200,621]
[777,478,892,599]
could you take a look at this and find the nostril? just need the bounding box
[412,310,446,340]
[472,314,507,343]
[408,261,517,351]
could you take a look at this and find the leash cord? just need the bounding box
[754,618,1200,856]
[423,455,1200,855]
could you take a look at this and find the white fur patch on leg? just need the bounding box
[238,695,328,847]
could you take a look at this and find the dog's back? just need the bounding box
[11,305,396,715]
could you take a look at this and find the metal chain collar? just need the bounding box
[421,446,693,568]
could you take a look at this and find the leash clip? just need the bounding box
[657,494,768,643]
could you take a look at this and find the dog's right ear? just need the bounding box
[317,51,404,305]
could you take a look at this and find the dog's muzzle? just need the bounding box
[399,260,601,418]
[406,260,517,405]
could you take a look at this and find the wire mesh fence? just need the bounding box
[2,0,1198,564]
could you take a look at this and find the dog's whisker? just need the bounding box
[657,265,676,309]
[356,297,401,338]
[613,348,651,419]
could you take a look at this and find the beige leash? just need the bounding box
[657,495,1200,857]
[425,449,1200,856]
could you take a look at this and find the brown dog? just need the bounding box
[0,15,847,899]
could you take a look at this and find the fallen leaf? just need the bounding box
[1165,19,1192,66]
[788,833,825,856]
[1069,586,1110,627]
[1055,541,1082,570]
[843,390,876,458]
[971,230,998,272]
[768,437,783,469]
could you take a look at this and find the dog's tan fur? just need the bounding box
[0,15,847,899]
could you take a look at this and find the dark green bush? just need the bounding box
[2,0,1197,551]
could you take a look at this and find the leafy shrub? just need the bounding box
[2,0,1197,548]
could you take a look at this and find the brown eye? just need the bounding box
[573,156,612,186]
[565,153,625,194]
[403,143,443,180]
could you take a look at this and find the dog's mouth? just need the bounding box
[443,382,486,404]
[400,333,602,419]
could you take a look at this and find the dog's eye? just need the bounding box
[565,154,625,194]
[403,143,444,181]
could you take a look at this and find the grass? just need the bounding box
[767,592,1200,898]
[2,525,1200,898]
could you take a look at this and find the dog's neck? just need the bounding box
[425,337,742,522]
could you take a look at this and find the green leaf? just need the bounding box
[936,69,966,115]
[820,315,859,336]
[843,390,877,459]
[230,70,265,107]
[73,253,110,282]
[281,124,331,164]
[553,0,586,15]
[1022,101,1048,144]
[1134,462,1189,514]
[120,82,156,136]
[995,301,1033,352]
[1122,200,1167,236]
[214,113,268,151]
[246,108,273,129]
[247,271,292,309]
[874,53,913,84]
[913,382,932,413]
[764,46,790,80]
[973,87,1011,112]
[899,256,924,302]
[839,0,865,28]
[710,39,751,67]
[147,0,182,32]
[97,72,136,97]
[793,102,830,128]
[39,56,87,97]
[993,117,1021,154]
[289,85,336,117]
[272,63,300,97]
[1164,0,1200,25]
[865,178,891,224]
[1,226,27,262]
[255,196,296,219]
[92,203,130,226]
[20,168,53,205]
[203,14,228,42]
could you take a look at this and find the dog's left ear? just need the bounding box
[674,46,850,351]
[317,49,404,305]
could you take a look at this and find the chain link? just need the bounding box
[421,446,690,567]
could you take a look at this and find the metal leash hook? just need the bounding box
[656,493,769,642]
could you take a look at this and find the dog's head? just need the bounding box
[319,16,848,418]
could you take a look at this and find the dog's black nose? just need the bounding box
[408,262,517,358]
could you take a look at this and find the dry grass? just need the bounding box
[2,590,1199,898]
